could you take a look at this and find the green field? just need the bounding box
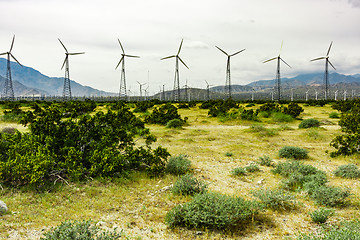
[0,101,359,239]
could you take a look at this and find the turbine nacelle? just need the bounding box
[115,39,140,70]
[161,39,189,69]
[0,35,22,67]
[310,41,336,70]
[58,38,84,70]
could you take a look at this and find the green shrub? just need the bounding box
[249,124,277,137]
[252,189,297,211]
[171,174,208,196]
[297,220,360,240]
[231,167,246,176]
[166,119,184,129]
[309,208,334,224]
[165,192,261,230]
[244,163,260,172]
[271,112,294,122]
[333,164,360,179]
[225,152,233,157]
[329,112,340,119]
[165,155,191,175]
[305,128,323,140]
[282,102,304,118]
[279,146,309,159]
[307,184,350,207]
[258,155,274,167]
[42,219,122,240]
[0,102,170,188]
[299,118,321,129]
[240,109,258,121]
[145,103,182,125]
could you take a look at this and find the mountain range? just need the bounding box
[1,58,359,97]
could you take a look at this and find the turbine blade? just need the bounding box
[125,55,140,58]
[178,56,189,69]
[177,39,183,55]
[58,38,68,53]
[205,80,209,85]
[310,57,326,61]
[328,59,336,70]
[327,41,333,56]
[263,57,277,63]
[61,55,68,70]
[215,46,228,56]
[10,53,22,66]
[279,40,283,54]
[161,55,176,60]
[9,35,15,53]
[230,49,245,57]
[118,39,125,54]
[115,57,124,70]
[68,52,85,55]
[280,57,291,68]
[0,52,7,56]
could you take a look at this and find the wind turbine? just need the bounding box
[311,42,336,100]
[215,45,245,99]
[115,39,140,100]
[205,80,213,101]
[263,41,291,101]
[0,35,22,100]
[58,39,84,100]
[305,89,310,101]
[161,39,188,102]
[137,81,146,100]
[251,82,258,101]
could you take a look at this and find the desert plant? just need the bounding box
[282,102,304,118]
[166,119,184,129]
[165,155,191,175]
[252,189,297,210]
[307,184,350,207]
[41,219,122,240]
[329,112,340,119]
[297,220,360,239]
[299,118,321,129]
[171,174,208,196]
[258,155,274,167]
[231,167,246,176]
[279,146,309,159]
[309,208,334,224]
[271,112,294,122]
[145,103,182,125]
[333,164,360,179]
[225,152,233,157]
[244,163,260,172]
[165,192,261,230]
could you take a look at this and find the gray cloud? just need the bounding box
[348,0,360,7]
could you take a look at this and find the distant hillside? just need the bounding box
[0,58,116,97]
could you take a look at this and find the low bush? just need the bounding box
[299,118,321,129]
[145,103,182,125]
[297,220,360,239]
[252,189,297,211]
[244,163,260,172]
[42,219,122,240]
[271,112,294,122]
[306,184,350,207]
[231,167,246,176]
[279,146,309,159]
[258,155,274,167]
[225,152,233,157]
[165,155,191,175]
[333,164,360,179]
[166,119,184,129]
[165,192,262,230]
[329,112,340,119]
[249,124,277,137]
[309,208,334,224]
[282,102,304,118]
[171,174,208,196]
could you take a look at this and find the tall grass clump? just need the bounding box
[329,112,340,119]
[333,164,360,179]
[299,118,320,129]
[258,155,274,167]
[271,112,294,123]
[279,146,309,159]
[165,192,262,230]
[42,220,122,240]
[252,189,297,211]
[165,155,191,175]
[171,174,208,196]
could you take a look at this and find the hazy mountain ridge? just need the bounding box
[0,58,116,97]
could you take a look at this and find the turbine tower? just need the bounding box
[137,81,146,100]
[205,80,212,101]
[215,45,245,99]
[263,41,291,101]
[58,39,84,100]
[161,39,189,102]
[311,42,336,100]
[0,35,22,100]
[115,39,140,100]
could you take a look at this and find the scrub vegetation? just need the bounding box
[0,100,359,239]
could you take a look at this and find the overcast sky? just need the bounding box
[1,0,359,95]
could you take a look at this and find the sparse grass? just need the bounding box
[165,154,191,175]
[258,155,274,167]
[279,146,309,159]
[252,188,297,211]
[309,208,334,224]
[171,174,208,196]
[333,164,360,179]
